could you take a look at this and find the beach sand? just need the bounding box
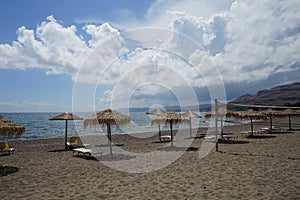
[0,117,299,199]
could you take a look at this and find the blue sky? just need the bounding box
[0,0,154,42]
[0,0,155,112]
[0,0,299,112]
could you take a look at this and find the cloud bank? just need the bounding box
[0,100,56,112]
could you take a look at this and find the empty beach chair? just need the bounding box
[67,136,80,149]
[195,132,206,138]
[241,131,251,135]
[271,126,285,133]
[160,135,172,142]
[0,142,15,155]
[221,135,238,142]
[73,147,91,157]
[73,147,102,158]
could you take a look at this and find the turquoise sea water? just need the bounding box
[0,112,209,141]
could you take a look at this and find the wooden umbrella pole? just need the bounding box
[170,121,173,147]
[270,114,273,131]
[189,117,192,138]
[215,99,218,152]
[159,124,161,141]
[288,115,291,130]
[220,116,224,137]
[107,123,112,155]
[250,118,254,136]
[106,123,110,146]
[65,120,68,149]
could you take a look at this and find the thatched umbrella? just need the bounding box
[49,112,83,149]
[204,109,239,118]
[0,115,25,139]
[181,111,201,137]
[151,112,189,146]
[281,109,300,130]
[238,109,267,136]
[145,108,166,115]
[204,109,239,136]
[146,108,166,141]
[83,109,131,155]
[262,109,283,131]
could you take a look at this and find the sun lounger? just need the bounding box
[67,136,80,149]
[0,142,15,155]
[241,131,251,135]
[242,130,266,135]
[260,126,284,133]
[73,147,91,157]
[270,126,285,133]
[73,148,102,158]
[221,135,238,142]
[195,132,206,138]
[160,135,172,142]
[204,135,216,142]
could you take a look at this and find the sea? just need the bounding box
[0,112,212,141]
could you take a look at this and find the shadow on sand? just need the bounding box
[218,140,250,144]
[74,153,136,161]
[0,166,18,176]
[246,135,276,139]
[48,149,69,152]
[96,153,135,161]
[158,146,199,152]
[95,144,124,147]
[152,140,171,144]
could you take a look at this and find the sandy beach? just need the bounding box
[1,117,299,199]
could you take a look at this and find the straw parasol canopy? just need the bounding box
[262,108,283,131]
[181,111,201,118]
[238,109,267,136]
[204,109,239,136]
[145,108,166,115]
[151,112,189,146]
[84,109,131,127]
[83,109,131,154]
[49,112,83,149]
[146,108,166,141]
[204,109,239,118]
[181,111,201,138]
[0,115,25,139]
[280,109,300,130]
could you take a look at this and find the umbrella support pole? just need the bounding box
[159,125,161,142]
[65,120,68,150]
[189,117,192,138]
[270,115,273,132]
[288,115,292,130]
[107,123,113,155]
[250,118,254,136]
[170,122,173,147]
[220,116,224,137]
[215,99,218,152]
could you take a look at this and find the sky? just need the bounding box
[0,0,299,112]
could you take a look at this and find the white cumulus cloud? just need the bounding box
[1,0,299,110]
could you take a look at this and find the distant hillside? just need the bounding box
[230,82,300,106]
[126,104,211,113]
[123,82,300,112]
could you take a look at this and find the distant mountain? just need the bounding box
[230,82,300,106]
[120,82,300,113]
[125,104,211,113]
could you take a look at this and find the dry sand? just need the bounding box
[0,117,299,199]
